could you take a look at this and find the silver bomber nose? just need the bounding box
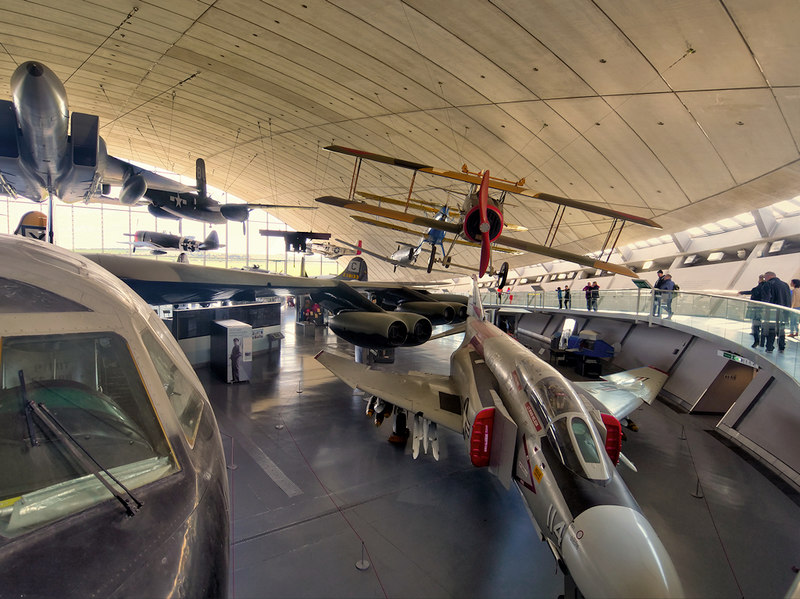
[560,505,684,599]
[11,61,69,128]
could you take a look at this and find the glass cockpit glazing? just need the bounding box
[0,332,178,537]
[519,369,610,481]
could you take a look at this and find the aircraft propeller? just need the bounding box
[478,170,491,277]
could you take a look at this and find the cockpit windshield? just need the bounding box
[0,332,177,537]
[547,416,610,481]
[517,368,610,480]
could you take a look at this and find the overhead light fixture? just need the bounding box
[684,254,697,265]
[707,252,724,262]
[642,260,653,270]
[769,240,785,253]
[736,249,747,259]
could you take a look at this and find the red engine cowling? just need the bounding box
[601,413,622,466]
[470,407,495,467]
[462,203,503,244]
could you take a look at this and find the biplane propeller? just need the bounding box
[318,145,661,278]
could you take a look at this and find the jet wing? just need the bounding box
[83,253,351,305]
[572,367,668,422]
[315,350,463,433]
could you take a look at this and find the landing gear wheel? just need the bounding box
[427,245,437,273]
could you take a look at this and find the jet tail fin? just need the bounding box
[468,276,485,320]
[196,158,208,198]
[335,256,368,281]
[300,255,308,278]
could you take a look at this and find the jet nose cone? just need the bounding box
[561,505,684,599]
[23,62,45,77]
[11,62,69,124]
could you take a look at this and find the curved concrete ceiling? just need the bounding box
[2,0,799,281]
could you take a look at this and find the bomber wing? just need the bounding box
[315,350,463,432]
[573,367,668,422]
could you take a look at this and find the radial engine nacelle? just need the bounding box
[328,311,431,349]
[219,204,250,222]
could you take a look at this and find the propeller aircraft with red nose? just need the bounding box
[316,146,662,278]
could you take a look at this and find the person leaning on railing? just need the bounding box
[761,271,792,353]
[740,275,767,348]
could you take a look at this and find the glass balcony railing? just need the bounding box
[483,289,800,381]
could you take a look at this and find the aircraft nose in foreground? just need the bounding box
[561,505,684,599]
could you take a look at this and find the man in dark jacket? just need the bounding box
[739,275,767,347]
[652,270,665,316]
[761,271,792,353]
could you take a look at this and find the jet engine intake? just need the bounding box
[395,300,458,325]
[328,311,408,349]
[119,174,147,205]
[390,311,432,346]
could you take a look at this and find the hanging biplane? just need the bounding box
[316,146,661,277]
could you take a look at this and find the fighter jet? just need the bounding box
[315,279,684,599]
[124,229,222,255]
[0,62,192,210]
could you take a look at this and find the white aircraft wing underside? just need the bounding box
[573,367,668,422]
[315,350,462,433]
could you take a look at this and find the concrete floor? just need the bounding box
[197,308,800,599]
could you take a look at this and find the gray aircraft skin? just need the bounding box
[0,234,229,597]
[0,62,192,207]
[316,280,685,599]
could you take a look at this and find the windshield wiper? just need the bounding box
[19,370,38,447]
[19,370,143,517]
